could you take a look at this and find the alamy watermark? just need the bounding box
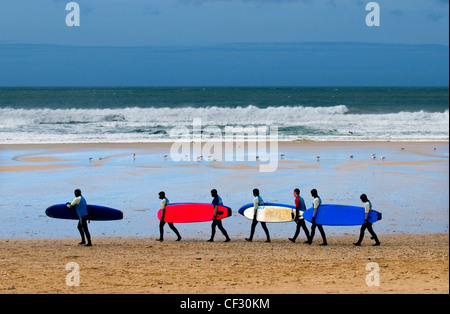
[366,2,381,27]
[65,2,80,27]
[66,262,80,287]
[65,2,380,28]
[169,118,279,172]
[365,262,380,287]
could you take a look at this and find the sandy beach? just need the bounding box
[0,233,448,294]
[0,141,448,294]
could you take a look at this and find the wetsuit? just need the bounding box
[69,195,91,246]
[208,195,230,242]
[309,196,327,245]
[159,197,181,241]
[354,201,380,246]
[290,195,310,243]
[246,196,270,242]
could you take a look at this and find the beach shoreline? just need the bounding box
[1,139,448,149]
[0,233,448,294]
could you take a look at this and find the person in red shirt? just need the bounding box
[289,188,310,243]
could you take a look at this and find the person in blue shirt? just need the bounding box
[245,188,271,243]
[289,188,311,243]
[66,189,92,246]
[207,189,231,242]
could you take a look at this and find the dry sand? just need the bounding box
[0,233,448,294]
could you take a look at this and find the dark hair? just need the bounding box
[253,188,260,197]
[294,188,300,195]
[360,194,369,202]
[310,189,318,198]
[158,191,165,199]
[74,189,82,197]
[211,189,218,197]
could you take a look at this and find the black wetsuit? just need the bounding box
[77,216,91,245]
[209,195,230,242]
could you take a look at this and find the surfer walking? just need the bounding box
[289,188,311,243]
[245,188,271,243]
[157,191,182,242]
[66,189,92,246]
[207,189,231,242]
[307,189,328,246]
[353,194,381,246]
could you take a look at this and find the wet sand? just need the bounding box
[0,233,448,294]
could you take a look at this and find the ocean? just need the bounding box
[0,87,448,144]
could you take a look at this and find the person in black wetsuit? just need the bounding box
[307,189,327,246]
[289,188,310,243]
[157,191,181,242]
[245,188,271,243]
[207,189,231,242]
[66,189,92,246]
[353,194,380,246]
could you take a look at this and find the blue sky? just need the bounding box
[0,0,448,46]
[0,0,448,86]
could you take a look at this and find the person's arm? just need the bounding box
[161,199,166,221]
[212,197,218,220]
[253,197,259,220]
[295,197,300,220]
[67,196,81,208]
[312,198,320,222]
[364,202,371,223]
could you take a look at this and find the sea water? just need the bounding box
[0,87,448,143]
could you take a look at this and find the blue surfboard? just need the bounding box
[46,204,123,221]
[303,204,382,226]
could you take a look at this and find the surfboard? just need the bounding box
[157,203,232,223]
[45,204,123,221]
[238,203,298,223]
[302,204,382,226]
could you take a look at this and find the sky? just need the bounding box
[0,0,448,86]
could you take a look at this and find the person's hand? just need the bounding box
[66,202,71,208]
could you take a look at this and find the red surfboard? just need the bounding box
[157,203,232,223]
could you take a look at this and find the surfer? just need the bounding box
[245,188,271,243]
[353,194,381,246]
[66,189,92,246]
[157,191,182,242]
[307,189,328,246]
[289,188,311,243]
[207,189,231,242]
